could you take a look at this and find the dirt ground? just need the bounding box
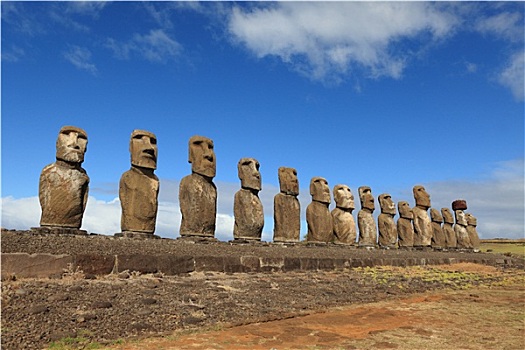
[2,263,524,350]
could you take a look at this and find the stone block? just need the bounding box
[74,254,115,275]
[300,258,319,270]
[283,257,301,271]
[259,257,284,272]
[195,256,225,272]
[1,253,73,279]
[241,256,260,272]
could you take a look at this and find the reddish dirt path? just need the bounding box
[114,285,524,350]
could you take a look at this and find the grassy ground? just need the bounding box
[480,241,525,257]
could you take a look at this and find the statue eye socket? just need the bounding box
[150,138,157,145]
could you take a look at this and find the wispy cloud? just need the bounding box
[2,45,25,62]
[496,51,525,102]
[474,10,524,42]
[106,29,182,63]
[63,45,98,75]
[227,2,459,82]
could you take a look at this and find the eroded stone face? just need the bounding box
[413,185,431,209]
[441,208,454,224]
[398,201,413,219]
[379,194,395,215]
[55,126,88,164]
[334,185,355,210]
[310,177,331,204]
[278,167,299,196]
[238,158,261,191]
[189,135,216,178]
[430,208,443,223]
[234,158,263,240]
[130,130,157,170]
[274,167,300,242]
[358,186,375,212]
[39,126,89,229]
[180,136,217,237]
[466,213,481,250]
[455,210,467,226]
[454,210,471,249]
[430,208,446,249]
[442,208,456,248]
[120,130,159,235]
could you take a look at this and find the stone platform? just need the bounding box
[1,229,520,279]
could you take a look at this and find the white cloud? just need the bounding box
[106,29,182,63]
[1,196,41,229]
[475,11,524,42]
[63,45,98,75]
[2,45,25,62]
[496,51,525,102]
[228,2,458,82]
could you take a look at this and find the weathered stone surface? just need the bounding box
[452,199,467,211]
[454,209,472,249]
[39,126,89,229]
[441,208,457,248]
[397,201,414,248]
[357,186,377,247]
[306,177,333,243]
[430,208,446,249]
[331,185,357,245]
[119,130,159,235]
[273,167,300,243]
[234,158,264,241]
[179,135,217,238]
[378,194,397,248]
[412,185,432,247]
[1,253,73,279]
[466,213,481,251]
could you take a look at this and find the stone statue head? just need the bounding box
[238,158,261,191]
[130,129,157,170]
[441,208,454,224]
[430,208,443,223]
[55,126,88,164]
[398,201,413,219]
[413,185,431,209]
[378,193,395,215]
[278,167,299,196]
[310,177,330,204]
[358,186,375,212]
[333,184,355,210]
[188,135,216,178]
[466,213,477,227]
[455,209,467,226]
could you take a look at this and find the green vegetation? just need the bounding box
[480,242,525,257]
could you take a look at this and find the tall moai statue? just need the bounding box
[273,167,300,243]
[466,212,481,252]
[412,185,432,248]
[179,135,217,238]
[331,184,357,245]
[306,177,333,243]
[38,126,89,233]
[233,158,264,241]
[118,130,159,238]
[378,193,397,249]
[452,200,471,249]
[430,208,446,250]
[357,186,377,248]
[441,208,457,249]
[397,201,414,248]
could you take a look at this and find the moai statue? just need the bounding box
[412,185,432,248]
[430,208,446,250]
[306,177,333,243]
[466,213,481,252]
[118,130,159,238]
[331,185,357,245]
[378,193,397,248]
[453,200,471,249]
[441,208,457,249]
[397,201,414,248]
[233,158,264,241]
[179,136,217,238]
[357,186,377,248]
[273,167,300,243]
[38,126,89,233]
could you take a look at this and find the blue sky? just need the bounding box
[2,1,524,240]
